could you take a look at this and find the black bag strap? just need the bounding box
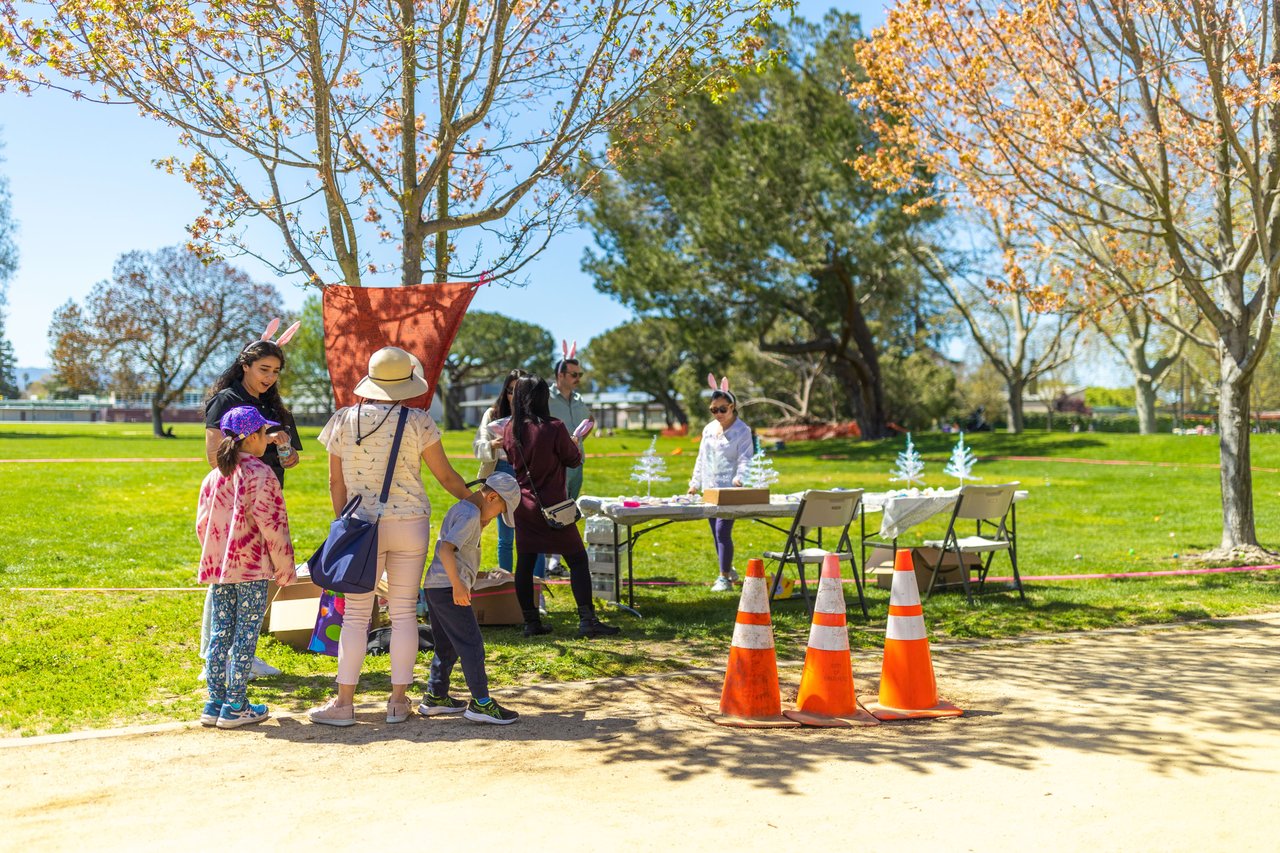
[376,407,410,514]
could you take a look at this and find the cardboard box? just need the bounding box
[470,570,547,626]
[703,487,770,505]
[866,545,982,592]
[264,566,323,649]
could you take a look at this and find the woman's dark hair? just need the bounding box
[510,375,551,453]
[206,340,290,422]
[492,368,529,419]
[215,433,248,477]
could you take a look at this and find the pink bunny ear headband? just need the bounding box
[707,372,735,404]
[556,339,579,373]
[254,317,302,348]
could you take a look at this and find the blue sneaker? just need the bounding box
[216,700,270,729]
[200,700,224,726]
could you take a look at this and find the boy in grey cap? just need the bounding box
[418,472,523,724]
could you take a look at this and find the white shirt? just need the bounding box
[689,418,753,490]
[319,403,443,521]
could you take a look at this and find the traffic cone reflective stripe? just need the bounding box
[784,553,878,727]
[806,611,849,651]
[730,608,775,649]
[865,549,962,721]
[712,558,798,728]
[885,602,927,641]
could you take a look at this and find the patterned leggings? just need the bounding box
[206,581,269,705]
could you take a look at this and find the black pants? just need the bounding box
[424,586,489,700]
[515,549,593,616]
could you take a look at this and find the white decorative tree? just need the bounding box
[744,447,781,490]
[890,432,926,487]
[944,432,981,484]
[630,436,670,497]
[701,442,734,490]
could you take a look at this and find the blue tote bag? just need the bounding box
[308,407,408,594]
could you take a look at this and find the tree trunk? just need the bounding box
[1134,374,1158,435]
[433,170,450,284]
[151,401,166,438]
[1006,379,1025,433]
[831,357,887,439]
[1216,358,1258,550]
[653,390,687,426]
[444,380,464,431]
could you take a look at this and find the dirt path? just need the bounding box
[3,616,1278,851]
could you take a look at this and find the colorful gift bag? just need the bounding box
[308,589,346,656]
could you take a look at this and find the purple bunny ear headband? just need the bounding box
[707,373,736,404]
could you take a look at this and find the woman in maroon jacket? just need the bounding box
[503,375,619,638]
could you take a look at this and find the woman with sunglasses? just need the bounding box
[687,375,754,592]
[474,368,529,572]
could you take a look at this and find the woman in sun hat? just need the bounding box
[308,346,473,727]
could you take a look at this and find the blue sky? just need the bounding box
[1,2,884,368]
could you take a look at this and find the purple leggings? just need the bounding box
[708,518,735,576]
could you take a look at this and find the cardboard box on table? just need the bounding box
[702,487,770,505]
[865,545,983,593]
[471,570,548,626]
[265,565,323,650]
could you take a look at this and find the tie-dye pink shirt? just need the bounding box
[196,454,295,584]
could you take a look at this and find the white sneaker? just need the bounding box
[711,576,734,592]
[249,657,281,679]
[725,567,740,583]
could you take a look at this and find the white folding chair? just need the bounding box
[922,482,1024,604]
[764,489,867,617]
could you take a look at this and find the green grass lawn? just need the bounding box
[2,422,1278,736]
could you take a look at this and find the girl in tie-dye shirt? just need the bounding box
[195,406,296,729]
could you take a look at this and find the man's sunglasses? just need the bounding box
[567,371,585,379]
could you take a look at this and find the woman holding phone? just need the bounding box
[502,375,616,639]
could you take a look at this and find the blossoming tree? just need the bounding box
[855,0,1280,557]
[1,0,789,286]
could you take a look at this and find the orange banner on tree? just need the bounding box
[322,282,480,410]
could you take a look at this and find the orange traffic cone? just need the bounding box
[784,554,878,728]
[711,558,799,728]
[864,548,962,720]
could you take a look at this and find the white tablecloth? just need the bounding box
[578,489,1026,539]
[577,493,803,524]
[863,489,1029,539]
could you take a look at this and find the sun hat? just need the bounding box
[220,406,280,441]
[483,471,521,529]
[353,346,430,401]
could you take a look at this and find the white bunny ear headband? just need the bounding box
[557,338,578,372]
[707,372,735,404]
[256,317,301,348]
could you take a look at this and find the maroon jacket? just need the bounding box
[502,418,585,554]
